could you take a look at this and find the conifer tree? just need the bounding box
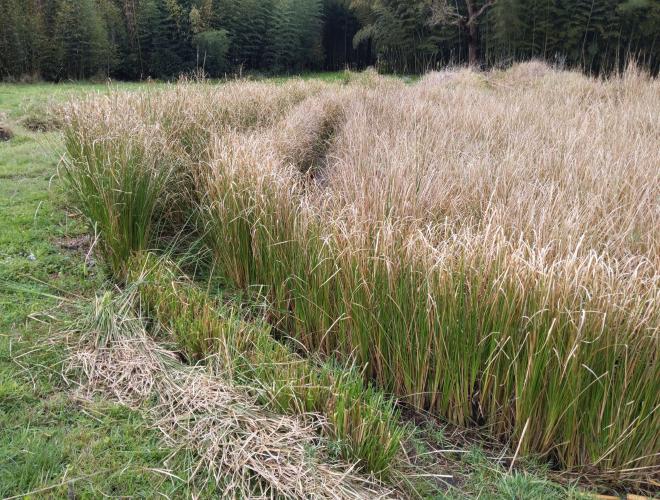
[50,0,112,79]
[0,0,47,78]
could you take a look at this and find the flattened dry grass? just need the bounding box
[70,290,393,498]
[61,63,660,489]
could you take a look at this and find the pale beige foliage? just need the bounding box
[61,62,660,486]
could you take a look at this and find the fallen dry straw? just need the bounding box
[68,292,391,499]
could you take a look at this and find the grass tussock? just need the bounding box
[21,112,63,132]
[0,124,13,141]
[61,64,660,489]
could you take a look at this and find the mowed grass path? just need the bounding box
[0,83,223,498]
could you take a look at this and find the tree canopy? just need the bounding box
[0,0,657,80]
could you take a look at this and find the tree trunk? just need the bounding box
[467,22,479,67]
[465,0,479,67]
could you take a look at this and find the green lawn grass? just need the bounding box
[0,80,590,499]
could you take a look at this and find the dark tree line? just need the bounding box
[352,0,659,74]
[1,0,658,80]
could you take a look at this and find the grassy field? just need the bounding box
[1,70,654,498]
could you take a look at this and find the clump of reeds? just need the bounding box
[61,64,660,489]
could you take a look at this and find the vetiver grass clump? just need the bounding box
[59,80,328,279]
[61,64,660,489]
